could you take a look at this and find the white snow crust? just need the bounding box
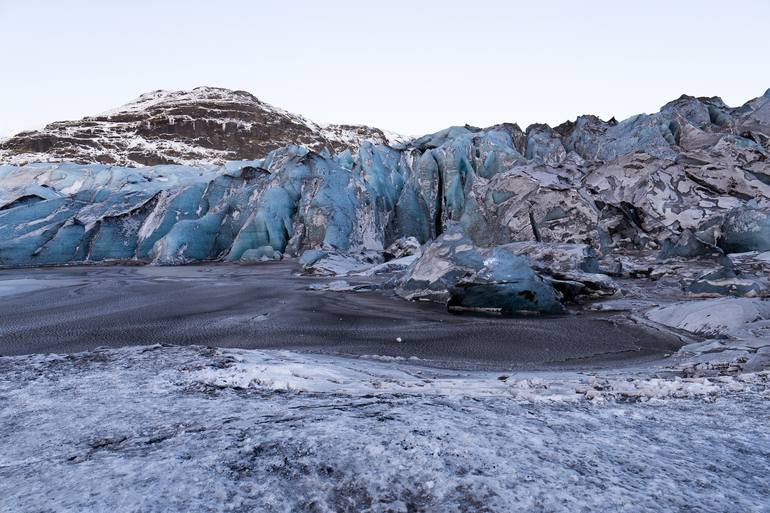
[1,345,768,512]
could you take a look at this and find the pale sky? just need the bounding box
[1,0,769,138]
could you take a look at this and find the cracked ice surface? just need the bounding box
[1,345,769,512]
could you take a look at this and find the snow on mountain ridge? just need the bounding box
[98,87,264,116]
[0,86,407,167]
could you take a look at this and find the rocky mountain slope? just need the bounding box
[2,88,770,314]
[0,87,406,167]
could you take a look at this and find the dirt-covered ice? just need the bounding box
[1,345,768,513]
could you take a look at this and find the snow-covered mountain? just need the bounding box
[0,87,407,167]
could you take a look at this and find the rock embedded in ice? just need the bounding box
[687,267,765,297]
[498,241,617,300]
[719,206,770,253]
[383,236,422,260]
[659,229,719,259]
[397,226,560,313]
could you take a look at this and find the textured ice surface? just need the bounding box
[720,206,770,253]
[1,345,768,513]
[645,297,770,375]
[397,227,560,313]
[646,297,770,337]
[2,90,770,271]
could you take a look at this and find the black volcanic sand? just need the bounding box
[0,262,682,370]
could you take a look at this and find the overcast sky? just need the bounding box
[1,0,769,138]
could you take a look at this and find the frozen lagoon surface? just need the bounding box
[1,264,769,512]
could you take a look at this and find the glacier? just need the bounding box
[2,89,770,314]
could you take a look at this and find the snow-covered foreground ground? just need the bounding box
[1,345,769,513]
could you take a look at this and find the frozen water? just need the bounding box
[0,345,768,513]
